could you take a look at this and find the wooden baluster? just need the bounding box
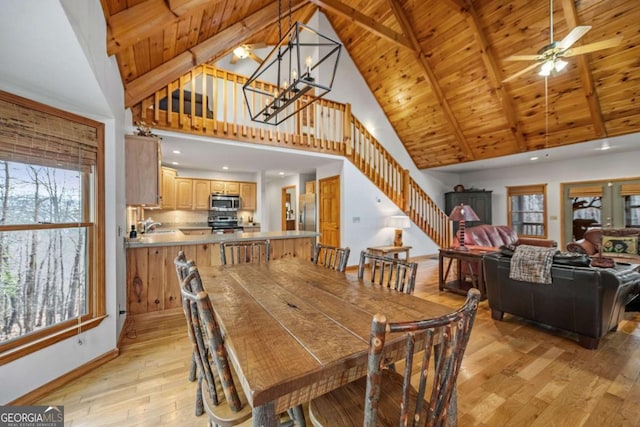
[213,69,218,133]
[201,67,207,131]
[222,71,228,134]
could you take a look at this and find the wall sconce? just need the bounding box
[387,215,411,247]
[449,204,479,251]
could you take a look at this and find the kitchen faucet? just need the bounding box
[139,218,162,233]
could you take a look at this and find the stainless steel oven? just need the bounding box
[210,194,240,211]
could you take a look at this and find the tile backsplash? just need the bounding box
[149,210,208,226]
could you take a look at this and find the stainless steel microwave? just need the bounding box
[210,194,240,211]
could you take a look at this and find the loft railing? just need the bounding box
[131,65,453,248]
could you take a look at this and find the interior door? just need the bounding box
[319,175,340,247]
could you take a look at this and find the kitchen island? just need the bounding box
[126,230,317,315]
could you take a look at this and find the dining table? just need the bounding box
[198,257,456,426]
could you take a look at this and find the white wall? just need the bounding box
[0,0,124,404]
[265,175,299,231]
[452,147,640,246]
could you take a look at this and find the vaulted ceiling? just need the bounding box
[99,0,640,170]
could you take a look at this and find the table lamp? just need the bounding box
[388,215,411,246]
[449,204,479,251]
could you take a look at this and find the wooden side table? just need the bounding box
[439,247,493,300]
[367,245,412,261]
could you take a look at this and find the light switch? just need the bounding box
[353,217,360,223]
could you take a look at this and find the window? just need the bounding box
[562,178,640,247]
[0,91,105,364]
[507,184,547,238]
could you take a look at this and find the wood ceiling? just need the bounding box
[100,0,640,169]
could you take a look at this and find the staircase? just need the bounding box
[131,64,453,248]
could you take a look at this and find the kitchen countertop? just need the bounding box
[126,229,317,248]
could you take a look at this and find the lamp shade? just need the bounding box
[448,204,480,222]
[387,215,411,229]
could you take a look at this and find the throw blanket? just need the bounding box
[509,245,559,284]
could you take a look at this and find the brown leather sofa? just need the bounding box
[455,224,557,249]
[483,251,640,349]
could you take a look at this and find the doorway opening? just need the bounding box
[281,185,296,230]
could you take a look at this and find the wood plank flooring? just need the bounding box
[36,259,640,426]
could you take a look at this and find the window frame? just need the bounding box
[0,91,105,365]
[506,184,548,239]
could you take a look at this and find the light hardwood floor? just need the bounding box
[36,259,640,426]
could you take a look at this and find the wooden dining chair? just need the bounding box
[220,239,270,265]
[358,250,418,294]
[180,266,306,427]
[308,288,481,427]
[312,243,351,272]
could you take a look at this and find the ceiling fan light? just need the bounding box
[539,60,554,76]
[233,46,249,59]
[554,59,568,72]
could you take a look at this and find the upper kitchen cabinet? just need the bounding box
[193,179,211,210]
[161,167,176,210]
[239,182,257,211]
[175,178,193,210]
[211,180,240,195]
[125,135,161,206]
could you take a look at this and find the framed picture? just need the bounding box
[601,235,638,255]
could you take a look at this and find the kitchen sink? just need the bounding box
[146,229,175,234]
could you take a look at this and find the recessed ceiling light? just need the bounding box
[279,172,285,176]
[600,141,611,150]
[172,150,181,154]
[222,166,229,170]
[530,156,539,161]
[172,161,179,165]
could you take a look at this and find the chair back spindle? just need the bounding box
[358,250,418,294]
[220,239,271,265]
[312,243,351,272]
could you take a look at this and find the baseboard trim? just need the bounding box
[8,348,120,405]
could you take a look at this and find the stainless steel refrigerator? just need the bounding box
[298,193,317,231]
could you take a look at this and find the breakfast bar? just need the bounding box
[125,230,318,315]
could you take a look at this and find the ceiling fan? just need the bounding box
[230,43,266,65]
[502,0,623,83]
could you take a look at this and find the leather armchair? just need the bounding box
[567,227,640,257]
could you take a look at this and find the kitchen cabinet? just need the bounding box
[305,180,316,194]
[160,167,176,209]
[239,182,257,210]
[180,228,212,236]
[175,178,194,209]
[125,135,161,206]
[445,190,492,233]
[193,179,211,210]
[210,180,226,194]
[211,180,241,195]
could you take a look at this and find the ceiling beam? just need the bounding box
[457,1,528,152]
[560,0,607,138]
[106,0,226,56]
[386,0,475,161]
[124,0,307,107]
[308,0,414,51]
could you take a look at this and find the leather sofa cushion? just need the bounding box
[462,224,518,247]
[500,245,591,267]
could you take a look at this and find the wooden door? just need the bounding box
[319,175,340,247]
[239,182,256,210]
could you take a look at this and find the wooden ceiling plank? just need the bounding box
[560,0,607,138]
[107,0,177,56]
[440,0,469,13]
[191,0,307,64]
[308,0,414,51]
[460,1,528,152]
[386,0,475,161]
[107,0,226,56]
[126,1,307,107]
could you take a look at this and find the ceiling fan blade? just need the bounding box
[562,35,624,57]
[502,61,543,83]
[504,54,545,62]
[557,25,591,50]
[248,51,264,64]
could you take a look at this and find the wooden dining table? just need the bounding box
[198,257,455,426]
